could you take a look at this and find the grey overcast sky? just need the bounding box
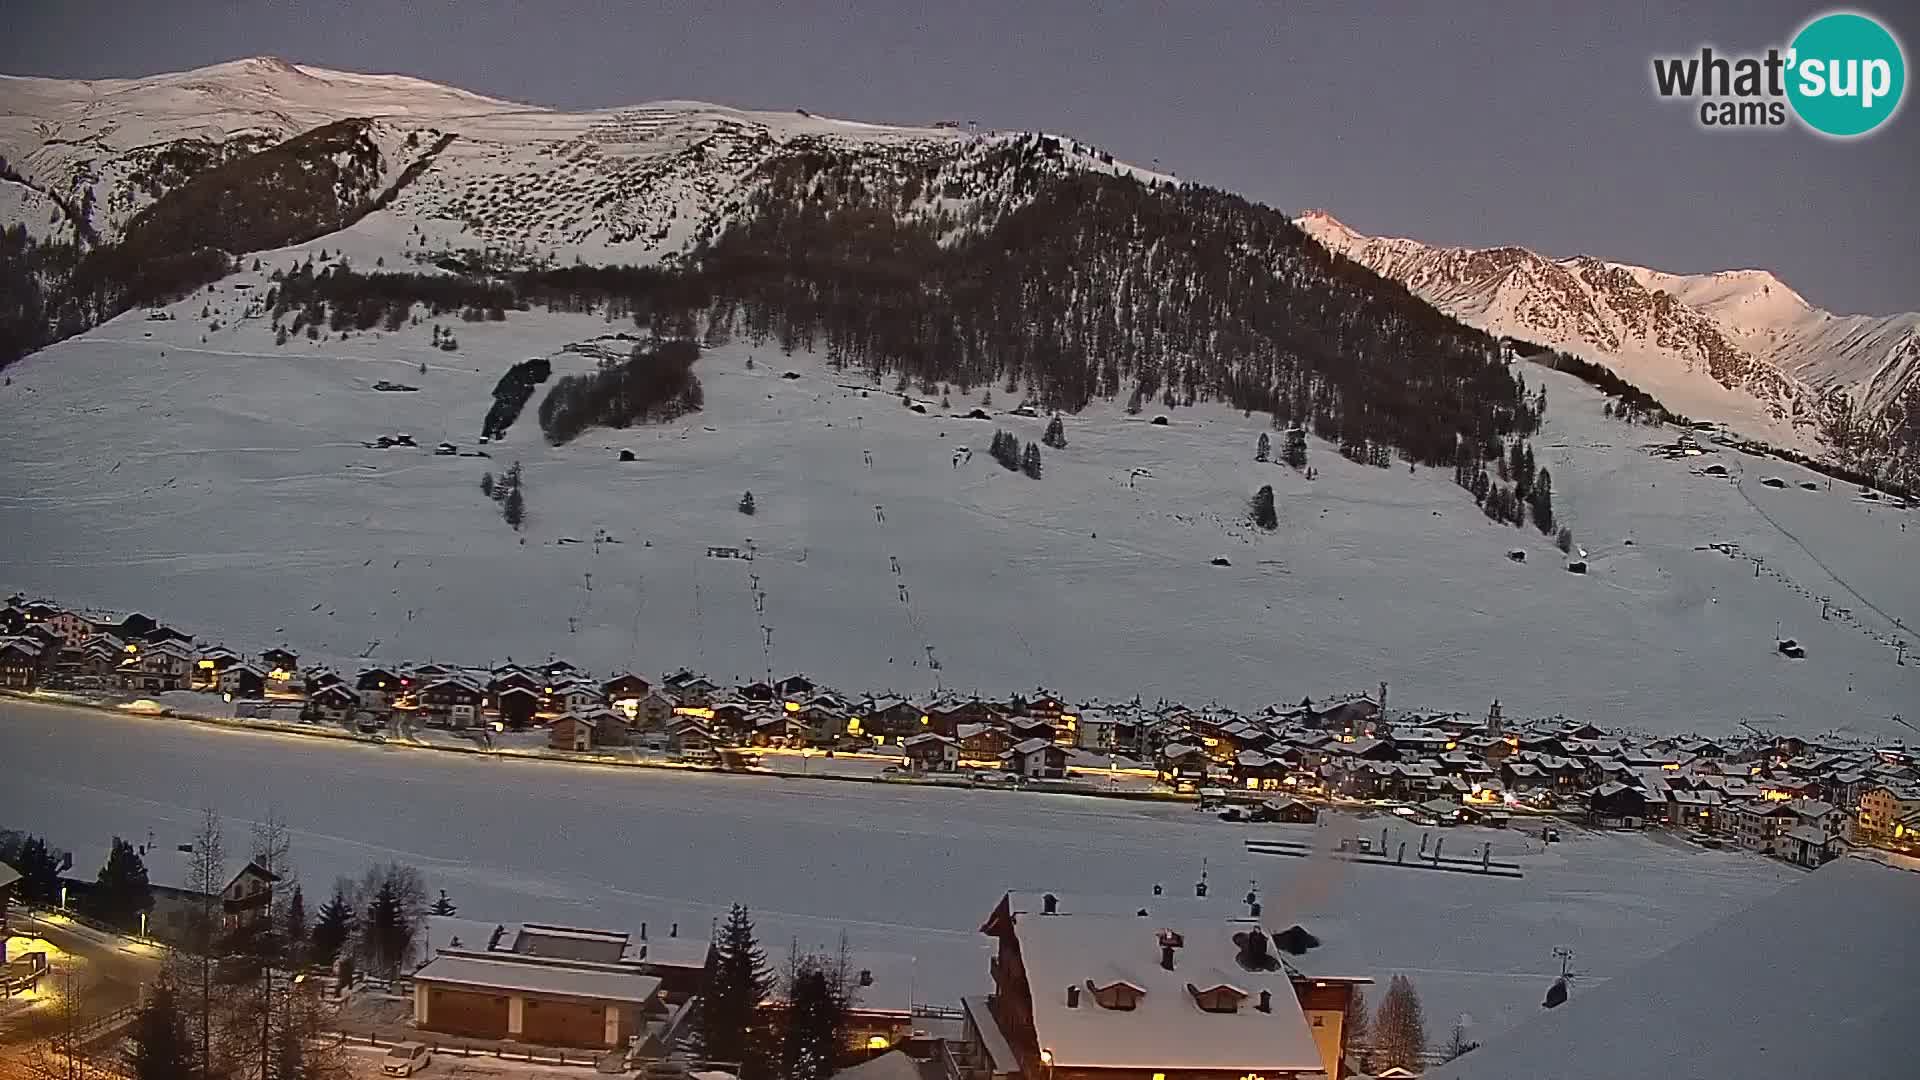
[5,0,1915,313]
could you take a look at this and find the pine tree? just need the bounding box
[285,885,308,965]
[1043,414,1067,449]
[502,485,525,530]
[364,878,408,977]
[1256,431,1270,462]
[1556,526,1574,554]
[739,491,756,516]
[1373,973,1427,1072]
[779,967,842,1080]
[13,835,63,904]
[1021,443,1042,478]
[480,472,494,498]
[310,885,354,968]
[429,890,457,917]
[1530,467,1555,533]
[1250,485,1277,530]
[1283,426,1308,469]
[124,973,192,1080]
[698,904,773,1079]
[90,836,153,933]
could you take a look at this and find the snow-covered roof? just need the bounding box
[1423,858,1919,1080]
[1007,913,1323,1072]
[414,951,663,1004]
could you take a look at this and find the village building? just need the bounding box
[118,638,195,692]
[0,637,49,690]
[1002,738,1069,780]
[866,696,925,738]
[1856,782,1920,841]
[1587,782,1653,827]
[957,722,1009,762]
[217,662,268,699]
[64,840,279,943]
[416,677,485,728]
[903,732,961,773]
[602,673,652,704]
[496,685,542,728]
[971,891,1367,1080]
[305,683,360,724]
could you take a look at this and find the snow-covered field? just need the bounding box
[1,242,1915,737]
[0,698,1800,1041]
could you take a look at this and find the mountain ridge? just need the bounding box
[1294,209,1920,445]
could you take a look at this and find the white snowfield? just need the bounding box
[0,697,1802,1043]
[0,245,1916,738]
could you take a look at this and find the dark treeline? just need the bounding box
[483,357,552,440]
[537,339,704,445]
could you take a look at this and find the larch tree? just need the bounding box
[1373,973,1428,1072]
[1342,984,1372,1074]
[184,809,226,1077]
[1256,431,1270,462]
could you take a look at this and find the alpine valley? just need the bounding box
[1,59,1914,737]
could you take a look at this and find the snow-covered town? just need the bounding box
[5,591,1917,862]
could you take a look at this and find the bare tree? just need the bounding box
[1443,1015,1479,1061]
[1373,973,1428,1072]
[185,808,228,1077]
[1342,984,1371,1073]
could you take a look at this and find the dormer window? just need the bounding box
[1087,979,1147,1011]
[1187,982,1248,1014]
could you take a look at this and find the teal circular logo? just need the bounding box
[1787,12,1906,137]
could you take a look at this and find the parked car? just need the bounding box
[383,1043,432,1077]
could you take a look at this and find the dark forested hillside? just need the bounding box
[1,119,441,370]
[688,148,1538,468]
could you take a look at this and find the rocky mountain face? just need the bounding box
[1295,210,1920,486]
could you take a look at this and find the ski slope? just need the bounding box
[1,241,1914,737]
[0,697,1801,1042]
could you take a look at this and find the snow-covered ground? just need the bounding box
[0,697,1800,1042]
[1,245,1915,738]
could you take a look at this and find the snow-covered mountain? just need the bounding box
[1295,209,1920,453]
[0,56,1167,263]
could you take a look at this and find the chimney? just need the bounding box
[1257,989,1272,1013]
[1042,893,1058,915]
[1066,985,1080,1008]
[1250,901,1262,918]
[1160,945,1176,971]
[1152,883,1163,896]
[859,969,874,987]
[640,922,648,941]
[670,922,678,938]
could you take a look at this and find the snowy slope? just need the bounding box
[1296,210,1920,454]
[1,243,1915,740]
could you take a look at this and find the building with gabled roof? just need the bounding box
[973,890,1367,1080]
